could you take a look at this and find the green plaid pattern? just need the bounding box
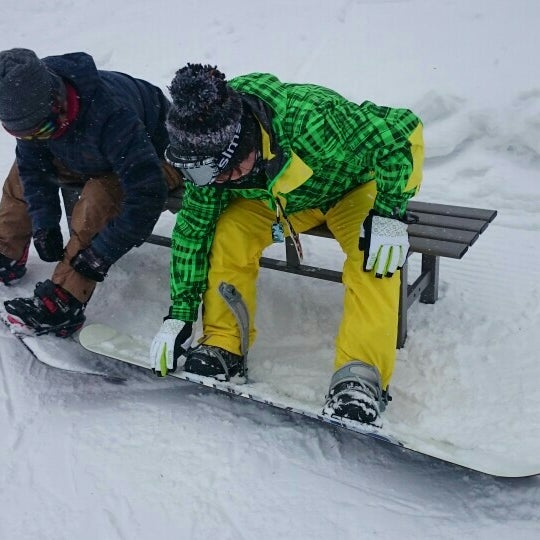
[170,73,422,320]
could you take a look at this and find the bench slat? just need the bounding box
[164,195,182,213]
[408,201,497,222]
[299,221,479,246]
[299,226,471,259]
[407,223,479,245]
[409,237,469,259]
[411,212,490,233]
[299,224,334,239]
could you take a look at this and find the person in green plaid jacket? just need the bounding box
[150,64,424,427]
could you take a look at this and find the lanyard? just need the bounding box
[271,198,303,263]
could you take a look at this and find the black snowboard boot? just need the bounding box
[324,380,381,426]
[4,279,86,337]
[323,361,387,427]
[184,344,245,381]
[0,243,30,285]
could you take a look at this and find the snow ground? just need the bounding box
[1,0,540,538]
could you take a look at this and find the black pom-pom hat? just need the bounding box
[166,63,243,157]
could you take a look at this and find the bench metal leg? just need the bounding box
[420,254,439,304]
[285,236,300,268]
[398,254,441,348]
[397,262,408,349]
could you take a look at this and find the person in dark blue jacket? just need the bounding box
[0,48,181,337]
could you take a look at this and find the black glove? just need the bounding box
[33,227,64,262]
[71,246,112,282]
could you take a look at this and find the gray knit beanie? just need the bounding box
[166,63,243,157]
[0,48,63,132]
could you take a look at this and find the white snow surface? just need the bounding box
[1,0,540,538]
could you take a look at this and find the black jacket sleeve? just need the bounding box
[91,108,168,262]
[15,141,63,231]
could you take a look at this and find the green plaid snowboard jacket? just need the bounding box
[169,73,423,320]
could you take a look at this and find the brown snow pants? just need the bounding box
[0,160,182,303]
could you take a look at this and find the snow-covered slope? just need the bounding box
[1,0,539,538]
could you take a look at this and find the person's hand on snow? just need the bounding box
[150,317,194,376]
[359,210,409,278]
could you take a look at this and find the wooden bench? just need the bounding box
[60,186,497,348]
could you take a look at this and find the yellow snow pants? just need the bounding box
[201,180,401,388]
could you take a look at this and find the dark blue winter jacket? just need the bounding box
[15,52,170,263]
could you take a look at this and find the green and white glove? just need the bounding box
[359,210,409,278]
[150,318,194,377]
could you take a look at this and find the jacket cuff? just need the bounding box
[373,193,408,218]
[170,303,198,322]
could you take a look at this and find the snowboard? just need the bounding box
[78,322,540,478]
[0,311,125,381]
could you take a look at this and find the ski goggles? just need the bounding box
[3,84,65,141]
[164,146,221,186]
[4,113,60,141]
[3,77,66,141]
[165,123,242,187]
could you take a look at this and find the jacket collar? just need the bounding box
[241,94,313,204]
